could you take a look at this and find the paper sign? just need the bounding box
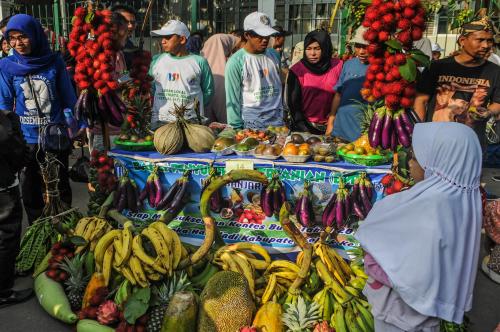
[225,159,254,172]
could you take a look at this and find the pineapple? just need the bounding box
[146,272,191,332]
[59,254,90,311]
[282,296,321,332]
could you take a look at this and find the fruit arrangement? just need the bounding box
[266,125,290,136]
[211,136,236,154]
[154,103,216,155]
[116,96,154,149]
[235,128,272,142]
[45,242,76,283]
[90,150,117,193]
[233,137,260,155]
[68,6,127,128]
[312,143,336,163]
[113,173,141,213]
[254,143,283,159]
[380,173,408,195]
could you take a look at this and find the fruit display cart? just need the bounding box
[108,149,391,255]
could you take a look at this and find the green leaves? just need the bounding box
[399,58,417,82]
[409,49,431,68]
[124,287,151,324]
[385,39,403,51]
[69,235,87,247]
[115,280,131,306]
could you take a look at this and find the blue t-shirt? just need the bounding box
[0,56,77,144]
[332,57,368,142]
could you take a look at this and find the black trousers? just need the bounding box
[0,186,22,294]
[20,145,72,224]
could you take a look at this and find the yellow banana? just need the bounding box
[349,276,367,290]
[317,244,347,285]
[345,285,361,298]
[275,277,293,288]
[89,218,108,242]
[131,234,167,274]
[147,272,162,281]
[246,257,269,270]
[230,251,256,297]
[82,219,97,242]
[113,233,124,263]
[351,264,368,279]
[142,227,171,272]
[296,250,304,267]
[120,265,137,286]
[180,244,188,260]
[327,246,354,279]
[315,260,350,304]
[266,260,300,274]
[74,217,94,237]
[150,222,182,269]
[226,242,271,263]
[94,229,121,271]
[261,273,277,304]
[271,271,297,281]
[102,245,114,286]
[147,224,173,272]
[129,255,149,288]
[116,222,133,267]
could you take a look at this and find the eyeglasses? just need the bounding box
[8,34,29,44]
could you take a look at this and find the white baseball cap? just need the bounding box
[431,43,444,52]
[244,12,278,37]
[350,26,369,46]
[151,20,190,38]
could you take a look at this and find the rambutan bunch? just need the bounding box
[395,0,426,48]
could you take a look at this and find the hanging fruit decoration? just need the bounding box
[68,6,127,128]
[360,0,429,150]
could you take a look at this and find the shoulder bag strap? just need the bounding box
[26,75,44,120]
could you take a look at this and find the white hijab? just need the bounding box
[355,122,482,324]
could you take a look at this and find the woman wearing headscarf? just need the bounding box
[201,33,239,123]
[286,30,342,134]
[0,36,11,57]
[325,26,370,142]
[186,32,204,55]
[355,122,483,331]
[0,14,77,223]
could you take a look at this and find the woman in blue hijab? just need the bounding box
[356,122,483,330]
[0,14,77,223]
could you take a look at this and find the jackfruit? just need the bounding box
[197,271,256,332]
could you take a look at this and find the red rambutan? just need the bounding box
[374,81,384,90]
[390,67,401,79]
[402,7,416,19]
[400,97,413,108]
[367,43,381,55]
[402,0,420,8]
[397,18,412,30]
[376,72,386,81]
[403,86,416,97]
[363,30,379,43]
[365,8,379,21]
[371,20,383,31]
[411,15,425,28]
[394,2,402,11]
[385,73,395,82]
[382,14,395,25]
[74,7,87,18]
[362,20,371,28]
[372,0,384,6]
[394,53,407,65]
[411,27,423,40]
[366,73,376,81]
[378,31,390,42]
[385,94,401,109]
[363,80,372,89]
[397,30,412,46]
[372,88,383,99]
[389,82,404,95]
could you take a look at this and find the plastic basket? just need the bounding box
[337,149,392,166]
[114,139,155,151]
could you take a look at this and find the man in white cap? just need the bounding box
[225,12,284,129]
[431,43,444,61]
[149,20,214,128]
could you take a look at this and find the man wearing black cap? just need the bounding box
[272,25,292,68]
[414,17,500,149]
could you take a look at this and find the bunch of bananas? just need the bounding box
[260,260,303,304]
[93,221,186,287]
[212,242,272,298]
[73,217,113,253]
[332,297,374,332]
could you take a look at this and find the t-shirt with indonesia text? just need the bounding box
[225,48,284,129]
[417,57,500,147]
[149,53,214,128]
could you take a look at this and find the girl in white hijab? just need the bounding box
[201,33,239,123]
[355,122,482,331]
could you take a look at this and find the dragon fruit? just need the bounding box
[313,321,335,332]
[239,327,258,332]
[97,300,119,325]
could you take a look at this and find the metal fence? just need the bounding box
[11,0,500,56]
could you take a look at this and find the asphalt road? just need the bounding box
[1,151,499,332]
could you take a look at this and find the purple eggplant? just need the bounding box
[262,186,274,217]
[395,113,411,148]
[352,200,366,219]
[335,195,345,228]
[368,113,376,142]
[157,180,180,210]
[113,178,125,208]
[103,92,123,126]
[154,174,163,207]
[167,178,188,214]
[273,184,282,216]
[279,183,286,209]
[359,184,372,214]
[298,190,313,227]
[322,193,337,227]
[401,110,415,135]
[381,111,393,150]
[138,185,148,202]
[209,188,223,213]
[364,175,374,201]
[370,109,385,148]
[148,175,156,208]
[391,121,398,151]
[344,191,351,218]
[295,194,304,216]
[117,188,127,212]
[126,180,137,212]
[110,90,127,114]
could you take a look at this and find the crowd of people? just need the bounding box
[0,4,499,330]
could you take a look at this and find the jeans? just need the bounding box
[0,186,22,294]
[20,145,72,224]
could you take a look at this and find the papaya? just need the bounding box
[77,319,115,332]
[161,291,198,332]
[252,301,283,332]
[34,273,77,324]
[82,272,106,308]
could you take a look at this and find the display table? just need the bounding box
[109,149,391,254]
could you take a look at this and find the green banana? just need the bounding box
[333,302,348,332]
[191,262,219,289]
[353,299,374,331]
[345,302,363,332]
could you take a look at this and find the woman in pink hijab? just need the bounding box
[201,34,239,123]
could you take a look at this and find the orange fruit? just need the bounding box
[283,144,299,155]
[298,143,310,150]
